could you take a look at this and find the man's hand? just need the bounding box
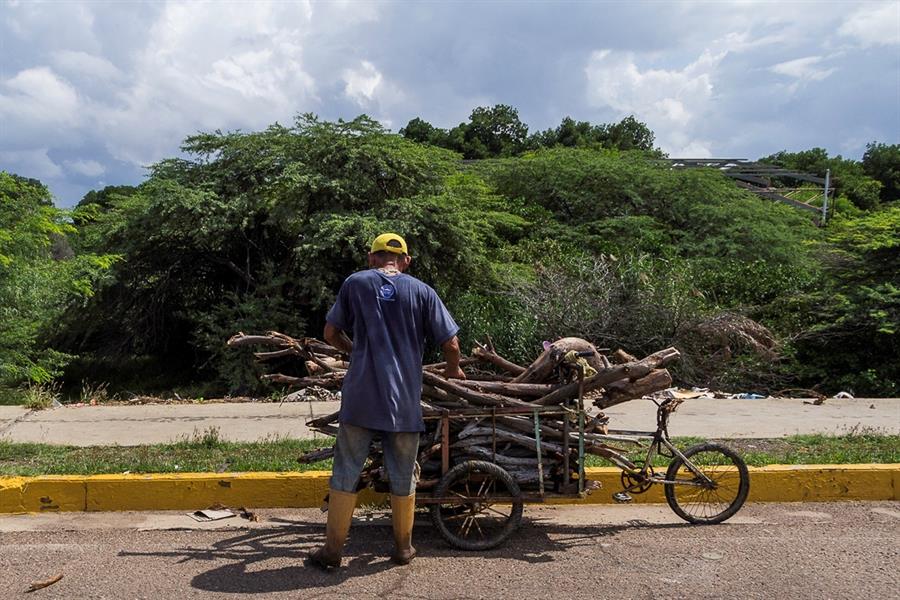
[440,336,466,380]
[443,364,467,380]
[324,323,353,355]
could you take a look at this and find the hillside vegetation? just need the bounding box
[1,108,897,401]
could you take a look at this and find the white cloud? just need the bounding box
[98,1,319,165]
[52,50,122,80]
[839,2,900,48]
[0,67,80,125]
[585,47,726,155]
[64,159,105,177]
[769,55,836,94]
[770,56,835,81]
[343,60,383,106]
[0,148,64,180]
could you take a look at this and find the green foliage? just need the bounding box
[29,108,896,398]
[787,205,900,395]
[402,104,529,159]
[479,147,819,268]
[0,173,112,392]
[61,116,529,391]
[400,108,658,159]
[862,142,900,203]
[529,115,658,153]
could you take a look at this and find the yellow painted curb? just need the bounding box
[1,464,897,514]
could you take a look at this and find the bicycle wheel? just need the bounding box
[664,442,750,524]
[430,460,524,551]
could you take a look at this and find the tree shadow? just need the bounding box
[118,514,689,594]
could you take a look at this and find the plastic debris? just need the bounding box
[189,508,236,522]
[833,391,854,399]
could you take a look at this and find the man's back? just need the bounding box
[326,269,459,432]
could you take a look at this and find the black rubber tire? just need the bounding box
[664,442,750,524]
[430,460,524,551]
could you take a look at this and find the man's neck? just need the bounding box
[375,264,400,275]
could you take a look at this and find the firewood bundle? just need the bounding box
[227,332,680,492]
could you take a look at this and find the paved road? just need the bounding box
[0,502,897,599]
[1,397,898,446]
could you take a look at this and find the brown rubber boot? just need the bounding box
[308,489,357,569]
[390,494,417,565]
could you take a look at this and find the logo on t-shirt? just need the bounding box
[378,283,396,301]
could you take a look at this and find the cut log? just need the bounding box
[594,368,673,409]
[512,337,604,383]
[611,349,637,364]
[455,380,557,398]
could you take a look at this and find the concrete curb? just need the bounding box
[1,465,897,514]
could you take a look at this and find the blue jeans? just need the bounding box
[330,423,420,496]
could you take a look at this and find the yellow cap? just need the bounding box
[370,232,408,255]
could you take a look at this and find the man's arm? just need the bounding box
[440,336,466,380]
[324,323,353,355]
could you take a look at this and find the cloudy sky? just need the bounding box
[1,0,898,207]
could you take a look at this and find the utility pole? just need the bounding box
[822,168,830,225]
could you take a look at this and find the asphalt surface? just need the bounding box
[1,396,897,445]
[0,502,897,599]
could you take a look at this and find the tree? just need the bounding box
[527,115,658,153]
[787,206,900,395]
[461,104,529,159]
[0,173,112,392]
[862,142,900,203]
[398,117,449,148]
[761,148,882,210]
[599,115,656,152]
[64,115,529,392]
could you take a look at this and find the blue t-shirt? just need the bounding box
[325,269,460,432]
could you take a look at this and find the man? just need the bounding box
[309,232,465,569]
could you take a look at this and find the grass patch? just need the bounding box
[21,383,61,410]
[0,436,335,476]
[0,433,896,477]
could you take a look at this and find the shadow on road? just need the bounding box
[118,515,689,594]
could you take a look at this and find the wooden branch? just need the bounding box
[421,371,531,408]
[611,349,637,364]
[261,372,344,388]
[423,357,479,371]
[306,411,340,428]
[456,427,564,453]
[455,380,557,398]
[594,368,673,409]
[471,346,526,375]
[298,447,335,463]
[463,446,542,466]
[512,337,603,383]
[254,348,303,360]
[532,347,680,406]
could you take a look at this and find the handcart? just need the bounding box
[404,396,750,551]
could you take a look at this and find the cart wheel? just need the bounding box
[430,460,524,551]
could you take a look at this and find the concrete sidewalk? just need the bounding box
[0,397,897,446]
